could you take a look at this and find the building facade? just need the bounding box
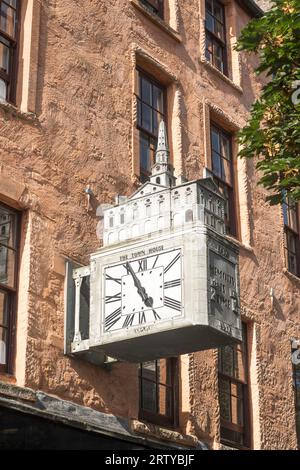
[0,0,299,450]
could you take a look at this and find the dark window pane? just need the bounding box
[214,2,224,22]
[289,205,298,232]
[282,202,289,226]
[0,289,9,326]
[220,345,234,376]
[141,103,152,132]
[140,133,151,173]
[221,134,230,160]
[206,13,214,32]
[215,20,225,41]
[0,77,6,100]
[141,77,151,105]
[211,128,220,152]
[0,3,16,38]
[139,358,177,427]
[0,37,9,74]
[142,379,157,413]
[137,71,165,182]
[141,0,164,18]
[152,85,164,113]
[212,151,221,179]
[142,361,156,380]
[220,426,244,446]
[79,276,90,341]
[231,383,244,425]
[206,0,213,14]
[0,245,16,288]
[0,326,7,365]
[0,206,17,249]
[219,378,231,421]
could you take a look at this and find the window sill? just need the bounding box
[283,268,300,284]
[130,0,182,43]
[130,418,207,449]
[0,99,37,124]
[201,58,243,94]
[219,439,250,450]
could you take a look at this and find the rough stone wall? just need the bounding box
[0,0,298,450]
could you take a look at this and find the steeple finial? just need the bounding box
[155,120,169,165]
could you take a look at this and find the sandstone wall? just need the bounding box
[0,0,298,449]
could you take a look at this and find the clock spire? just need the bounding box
[150,120,176,188]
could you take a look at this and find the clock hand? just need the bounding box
[125,262,153,307]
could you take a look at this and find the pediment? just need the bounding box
[129,182,168,200]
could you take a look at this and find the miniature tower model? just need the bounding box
[150,120,176,188]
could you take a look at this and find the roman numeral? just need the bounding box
[152,255,159,269]
[164,252,180,274]
[164,296,181,311]
[139,312,146,324]
[105,274,121,285]
[123,264,131,274]
[105,307,122,331]
[164,279,181,289]
[152,309,161,321]
[105,292,121,304]
[123,314,135,328]
[138,259,147,272]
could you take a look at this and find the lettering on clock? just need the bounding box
[105,307,122,331]
[164,296,181,311]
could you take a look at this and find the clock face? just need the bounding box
[103,248,182,332]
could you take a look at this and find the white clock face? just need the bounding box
[103,248,182,332]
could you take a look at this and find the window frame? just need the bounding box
[218,323,251,449]
[140,0,164,19]
[283,198,299,277]
[210,122,237,237]
[205,0,228,76]
[0,202,20,375]
[139,357,179,428]
[136,68,167,182]
[0,0,20,104]
[292,355,300,449]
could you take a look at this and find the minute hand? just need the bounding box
[126,262,153,307]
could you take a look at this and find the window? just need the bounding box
[293,356,300,448]
[205,0,227,75]
[283,197,299,277]
[0,203,19,374]
[139,358,179,427]
[210,123,236,236]
[0,0,19,103]
[137,70,166,182]
[140,0,164,19]
[218,323,250,448]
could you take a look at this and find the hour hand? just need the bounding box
[125,262,153,307]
